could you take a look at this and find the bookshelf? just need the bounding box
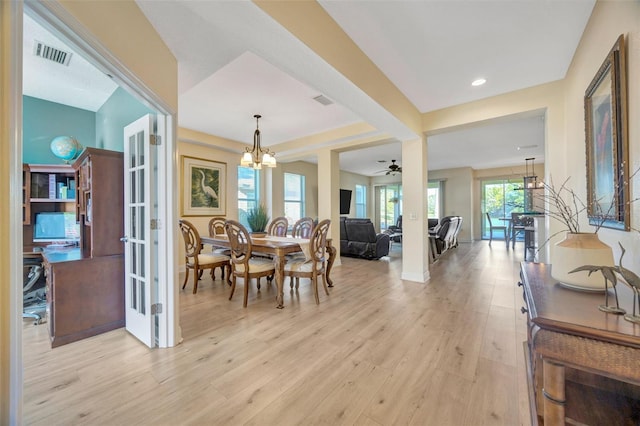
[23,164,76,250]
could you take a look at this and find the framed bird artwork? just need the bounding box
[181,155,226,216]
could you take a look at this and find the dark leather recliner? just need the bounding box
[340,217,390,259]
[429,216,463,257]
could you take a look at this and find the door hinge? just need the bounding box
[150,135,161,146]
[150,219,161,230]
[151,303,162,315]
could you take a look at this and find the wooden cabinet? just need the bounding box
[23,148,126,347]
[73,147,124,258]
[518,262,640,425]
[43,249,124,348]
[22,164,30,224]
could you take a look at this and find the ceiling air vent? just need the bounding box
[313,94,334,106]
[33,40,72,66]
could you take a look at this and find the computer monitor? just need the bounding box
[33,212,80,243]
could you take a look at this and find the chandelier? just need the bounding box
[240,114,277,169]
[523,157,543,189]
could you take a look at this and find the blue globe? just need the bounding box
[50,136,80,162]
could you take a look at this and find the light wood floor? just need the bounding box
[23,241,532,425]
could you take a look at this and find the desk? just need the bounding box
[519,262,640,425]
[40,247,124,347]
[202,235,336,308]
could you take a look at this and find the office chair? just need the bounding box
[23,254,46,324]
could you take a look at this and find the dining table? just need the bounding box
[200,234,336,309]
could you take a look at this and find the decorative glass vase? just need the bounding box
[551,232,614,292]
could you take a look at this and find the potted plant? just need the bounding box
[246,204,270,236]
[538,177,614,291]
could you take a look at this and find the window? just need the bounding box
[237,166,259,229]
[428,180,444,219]
[284,172,305,223]
[355,184,367,218]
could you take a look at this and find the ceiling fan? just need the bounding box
[376,159,402,175]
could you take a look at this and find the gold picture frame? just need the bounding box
[585,34,629,231]
[181,155,226,216]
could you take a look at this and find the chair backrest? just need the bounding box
[309,219,331,264]
[395,215,403,229]
[443,217,460,248]
[342,218,377,243]
[224,219,252,268]
[436,216,453,239]
[267,216,288,237]
[178,219,202,260]
[485,212,494,227]
[451,216,462,245]
[292,217,314,239]
[511,212,534,227]
[208,216,226,237]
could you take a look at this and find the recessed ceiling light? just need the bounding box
[471,78,486,87]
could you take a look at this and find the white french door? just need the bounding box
[123,114,156,347]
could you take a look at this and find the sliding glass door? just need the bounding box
[375,184,402,231]
[481,178,524,239]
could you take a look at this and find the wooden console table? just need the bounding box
[518,262,640,425]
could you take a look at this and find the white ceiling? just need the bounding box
[22,14,117,112]
[23,1,595,176]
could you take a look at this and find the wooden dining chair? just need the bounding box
[291,217,314,239]
[208,216,231,278]
[178,219,231,294]
[286,217,316,274]
[284,219,331,304]
[485,213,508,246]
[224,220,276,307]
[510,212,535,248]
[208,216,226,239]
[267,216,289,237]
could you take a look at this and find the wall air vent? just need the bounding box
[33,40,72,66]
[313,94,334,106]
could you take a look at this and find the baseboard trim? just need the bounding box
[401,270,430,283]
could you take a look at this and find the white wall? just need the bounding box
[271,160,319,220]
[339,170,371,218]
[176,140,241,269]
[428,167,473,242]
[558,0,640,270]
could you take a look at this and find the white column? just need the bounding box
[317,149,341,265]
[401,137,430,282]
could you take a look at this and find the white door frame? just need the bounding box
[4,0,25,421]
[6,2,180,421]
